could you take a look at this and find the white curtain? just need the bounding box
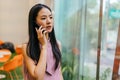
[54,0,120,80]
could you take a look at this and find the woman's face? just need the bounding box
[36,8,53,33]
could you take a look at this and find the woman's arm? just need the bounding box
[22,26,48,80]
[22,44,47,80]
[60,67,63,80]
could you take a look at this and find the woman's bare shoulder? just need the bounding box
[22,43,34,63]
[22,43,27,56]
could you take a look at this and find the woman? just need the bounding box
[22,4,63,80]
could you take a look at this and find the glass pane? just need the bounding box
[55,0,81,80]
[54,0,100,80]
[79,0,100,80]
[100,0,120,80]
[54,0,120,80]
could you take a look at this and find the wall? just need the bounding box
[0,0,54,45]
[0,0,29,45]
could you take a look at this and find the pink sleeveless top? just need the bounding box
[23,40,61,80]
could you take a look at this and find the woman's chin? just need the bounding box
[47,29,52,33]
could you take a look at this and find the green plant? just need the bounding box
[100,68,111,80]
[62,51,79,80]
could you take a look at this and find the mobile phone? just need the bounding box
[35,24,40,29]
[34,21,41,29]
[35,23,45,34]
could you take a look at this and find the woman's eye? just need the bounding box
[50,16,53,19]
[41,18,46,20]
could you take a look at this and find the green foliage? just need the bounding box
[62,51,79,80]
[100,68,111,80]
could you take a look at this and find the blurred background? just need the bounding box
[0,0,120,80]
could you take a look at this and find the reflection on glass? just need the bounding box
[55,0,120,80]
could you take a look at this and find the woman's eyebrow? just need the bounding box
[41,15,47,17]
[49,14,52,16]
[41,14,52,18]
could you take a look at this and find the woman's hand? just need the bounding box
[36,26,47,46]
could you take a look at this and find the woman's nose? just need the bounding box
[46,18,51,24]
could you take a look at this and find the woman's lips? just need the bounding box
[46,26,51,30]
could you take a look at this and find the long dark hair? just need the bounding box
[27,4,61,70]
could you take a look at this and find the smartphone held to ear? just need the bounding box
[34,22,40,29]
[35,26,46,34]
[35,25,40,29]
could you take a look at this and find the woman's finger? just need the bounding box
[36,27,42,37]
[41,28,46,33]
[43,31,47,35]
[35,28,38,33]
[39,26,42,30]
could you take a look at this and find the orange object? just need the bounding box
[0,40,4,45]
[2,54,23,80]
[0,66,4,70]
[0,49,11,62]
[15,45,23,55]
[3,54,23,71]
